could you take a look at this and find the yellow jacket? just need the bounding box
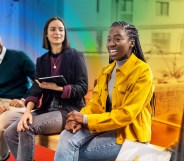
[81,54,154,144]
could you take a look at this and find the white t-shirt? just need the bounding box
[0,47,6,64]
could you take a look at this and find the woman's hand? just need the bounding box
[65,120,82,133]
[67,110,84,124]
[9,99,24,107]
[17,111,32,132]
[35,80,63,91]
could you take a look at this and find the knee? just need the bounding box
[59,131,70,144]
[0,119,7,139]
[4,122,17,140]
[59,130,79,148]
[0,124,4,134]
[0,119,12,137]
[0,127,4,138]
[55,132,72,156]
[0,121,6,133]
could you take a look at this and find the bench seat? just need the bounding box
[35,119,181,151]
[35,134,60,151]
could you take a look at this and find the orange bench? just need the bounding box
[36,134,60,151]
[35,119,181,151]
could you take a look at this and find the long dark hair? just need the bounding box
[42,17,70,50]
[109,21,146,63]
[109,21,155,113]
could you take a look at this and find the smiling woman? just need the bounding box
[106,28,134,61]
[54,21,154,161]
[46,20,65,52]
[4,17,88,161]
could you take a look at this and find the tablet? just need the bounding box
[38,75,67,86]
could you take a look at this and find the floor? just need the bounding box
[7,145,55,161]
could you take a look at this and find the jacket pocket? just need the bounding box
[116,83,132,106]
[117,83,131,93]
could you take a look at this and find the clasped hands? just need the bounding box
[10,99,25,107]
[0,99,24,114]
[65,110,84,134]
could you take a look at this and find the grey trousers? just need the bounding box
[0,98,25,160]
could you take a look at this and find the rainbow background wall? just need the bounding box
[1,0,184,97]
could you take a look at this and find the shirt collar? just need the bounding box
[0,47,7,64]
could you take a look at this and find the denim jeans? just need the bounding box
[54,129,122,161]
[4,110,63,161]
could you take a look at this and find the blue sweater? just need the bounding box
[0,49,35,99]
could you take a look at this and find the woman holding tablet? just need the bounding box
[4,17,88,161]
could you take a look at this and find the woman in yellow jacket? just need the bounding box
[55,21,154,161]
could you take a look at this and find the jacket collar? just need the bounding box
[103,53,139,75]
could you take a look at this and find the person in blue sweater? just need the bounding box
[0,37,35,161]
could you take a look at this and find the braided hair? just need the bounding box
[110,21,155,114]
[111,21,147,62]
